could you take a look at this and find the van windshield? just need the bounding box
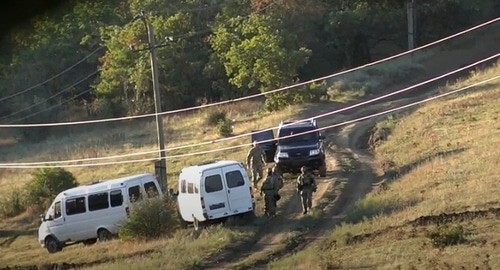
[278,127,318,145]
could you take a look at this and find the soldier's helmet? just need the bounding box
[252,141,259,147]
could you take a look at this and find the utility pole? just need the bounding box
[134,11,167,189]
[407,0,417,50]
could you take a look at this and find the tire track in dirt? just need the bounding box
[244,116,383,269]
[199,147,339,270]
[200,111,385,270]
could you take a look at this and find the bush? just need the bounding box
[216,119,233,137]
[206,110,227,126]
[426,224,466,248]
[119,196,179,240]
[0,188,26,217]
[26,168,78,208]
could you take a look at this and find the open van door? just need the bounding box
[202,168,230,219]
[251,129,276,162]
[221,165,253,214]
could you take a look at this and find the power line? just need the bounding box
[0,71,99,122]
[2,75,497,168]
[1,16,498,128]
[1,52,497,165]
[10,87,94,123]
[1,73,498,168]
[0,47,102,103]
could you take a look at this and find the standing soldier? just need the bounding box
[297,166,317,214]
[271,165,283,210]
[246,141,266,188]
[261,168,279,216]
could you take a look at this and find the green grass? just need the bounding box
[268,64,500,269]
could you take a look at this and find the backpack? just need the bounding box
[302,174,312,186]
[261,177,274,190]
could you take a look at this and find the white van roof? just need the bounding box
[58,173,154,198]
[181,160,242,174]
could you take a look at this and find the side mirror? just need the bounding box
[319,133,326,140]
[39,214,45,222]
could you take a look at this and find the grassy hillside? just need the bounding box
[268,64,500,269]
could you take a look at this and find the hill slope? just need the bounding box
[268,64,500,269]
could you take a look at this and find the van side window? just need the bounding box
[110,190,123,207]
[180,179,186,193]
[129,185,142,202]
[88,192,109,211]
[144,182,159,198]
[205,175,223,193]
[54,201,62,219]
[66,197,86,215]
[226,170,245,188]
[187,182,194,194]
[194,184,199,194]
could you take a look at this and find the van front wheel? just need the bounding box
[45,236,61,253]
[97,228,112,242]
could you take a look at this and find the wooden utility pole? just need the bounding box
[135,11,168,189]
[407,0,417,50]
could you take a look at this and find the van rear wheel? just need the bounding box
[83,238,97,246]
[97,228,112,242]
[45,236,61,253]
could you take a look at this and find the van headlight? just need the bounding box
[309,149,320,156]
[277,152,289,158]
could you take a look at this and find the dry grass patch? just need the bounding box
[268,65,500,269]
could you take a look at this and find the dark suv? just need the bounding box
[274,119,327,177]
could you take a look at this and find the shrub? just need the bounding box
[216,119,233,137]
[119,196,179,240]
[0,188,26,217]
[206,110,227,126]
[26,168,78,208]
[426,224,466,248]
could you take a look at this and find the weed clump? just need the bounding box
[119,196,179,240]
[216,118,233,137]
[206,110,227,126]
[26,168,77,209]
[0,188,25,217]
[426,223,466,248]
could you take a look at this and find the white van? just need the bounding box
[38,173,162,253]
[177,160,254,228]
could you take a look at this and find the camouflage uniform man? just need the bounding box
[297,166,317,214]
[271,165,284,209]
[261,168,280,216]
[246,141,266,187]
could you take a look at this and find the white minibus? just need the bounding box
[38,173,162,253]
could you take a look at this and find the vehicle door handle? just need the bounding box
[228,189,231,194]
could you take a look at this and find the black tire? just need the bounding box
[319,164,327,177]
[45,236,61,253]
[83,238,97,246]
[97,228,112,242]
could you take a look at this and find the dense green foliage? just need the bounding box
[0,0,497,133]
[119,196,179,240]
[26,168,78,208]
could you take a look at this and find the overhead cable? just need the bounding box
[1,16,498,128]
[1,75,497,168]
[1,52,497,165]
[0,47,102,103]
